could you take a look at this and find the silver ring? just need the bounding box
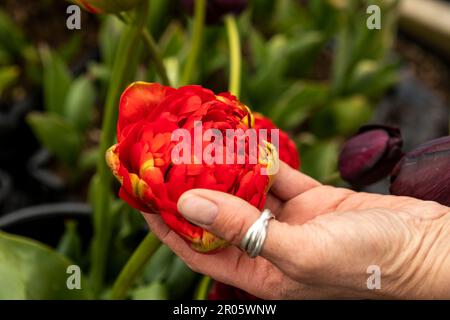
[240,209,274,258]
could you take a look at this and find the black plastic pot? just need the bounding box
[0,169,12,212]
[0,202,92,248]
[0,94,40,170]
[27,148,67,199]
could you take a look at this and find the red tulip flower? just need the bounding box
[106,82,287,252]
[253,113,300,170]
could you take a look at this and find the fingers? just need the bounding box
[271,161,321,201]
[143,213,287,298]
[176,189,300,269]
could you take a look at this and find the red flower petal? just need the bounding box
[118,82,175,138]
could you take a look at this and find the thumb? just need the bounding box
[177,189,294,263]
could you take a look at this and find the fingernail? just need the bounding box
[178,194,218,225]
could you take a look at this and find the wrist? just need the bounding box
[426,212,450,299]
[407,210,450,299]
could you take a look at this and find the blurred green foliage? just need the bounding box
[0,0,400,300]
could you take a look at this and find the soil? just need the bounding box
[3,0,99,52]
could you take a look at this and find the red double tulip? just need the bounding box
[106,82,299,252]
[253,113,300,170]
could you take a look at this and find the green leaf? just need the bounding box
[99,16,123,68]
[58,34,83,63]
[166,257,198,299]
[0,66,19,97]
[40,47,72,115]
[310,95,372,137]
[131,282,168,300]
[78,148,99,173]
[270,81,329,130]
[159,22,185,58]
[332,95,373,135]
[0,9,27,57]
[300,139,340,182]
[285,31,325,77]
[63,76,96,131]
[141,245,175,284]
[27,112,81,165]
[57,221,82,264]
[0,231,88,299]
[346,60,399,98]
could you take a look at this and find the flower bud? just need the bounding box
[390,136,450,207]
[338,125,403,187]
[181,0,248,24]
[69,0,143,14]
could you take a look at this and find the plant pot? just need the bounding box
[26,148,67,202]
[0,169,12,213]
[0,94,40,171]
[0,202,92,248]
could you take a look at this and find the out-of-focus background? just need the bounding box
[0,0,448,300]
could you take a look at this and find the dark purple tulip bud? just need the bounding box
[390,136,450,207]
[339,125,403,187]
[181,0,248,24]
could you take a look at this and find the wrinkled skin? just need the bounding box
[145,161,450,299]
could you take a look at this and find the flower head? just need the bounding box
[106,82,282,252]
[253,113,300,170]
[390,136,450,207]
[339,125,403,187]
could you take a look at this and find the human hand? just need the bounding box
[143,161,450,299]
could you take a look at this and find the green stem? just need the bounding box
[118,12,171,86]
[90,1,150,296]
[322,171,341,185]
[180,0,206,86]
[111,233,161,300]
[142,29,171,86]
[225,15,242,98]
[194,276,212,300]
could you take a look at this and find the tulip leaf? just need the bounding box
[27,112,81,166]
[99,16,124,68]
[285,31,325,77]
[40,47,72,115]
[0,231,88,299]
[131,282,169,300]
[0,65,19,97]
[248,34,292,110]
[269,81,329,130]
[141,245,175,284]
[166,257,198,299]
[310,95,372,137]
[57,221,82,265]
[0,9,27,57]
[63,76,96,132]
[346,60,399,98]
[300,139,339,182]
[159,22,185,58]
